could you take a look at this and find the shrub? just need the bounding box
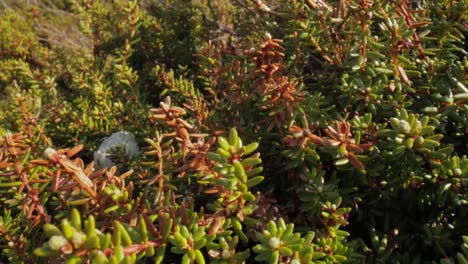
[0,0,466,263]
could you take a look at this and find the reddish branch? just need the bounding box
[398,2,426,59]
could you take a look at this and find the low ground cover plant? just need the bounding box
[0,0,466,263]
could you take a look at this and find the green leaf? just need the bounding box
[246,176,264,188]
[246,167,263,177]
[234,161,247,182]
[269,251,280,263]
[279,246,293,256]
[92,251,109,264]
[195,249,205,264]
[228,128,239,148]
[217,136,231,150]
[61,219,75,240]
[241,158,262,167]
[43,224,63,238]
[155,244,166,264]
[33,247,60,257]
[70,209,82,232]
[84,234,100,250]
[206,152,226,163]
[375,67,393,74]
[243,142,259,155]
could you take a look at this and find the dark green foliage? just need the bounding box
[0,0,466,263]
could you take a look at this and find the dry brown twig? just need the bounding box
[150,96,194,157]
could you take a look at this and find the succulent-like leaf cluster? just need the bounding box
[253,218,312,263]
[34,208,156,263]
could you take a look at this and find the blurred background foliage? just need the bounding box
[0,0,466,263]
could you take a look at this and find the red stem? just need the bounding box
[399,3,426,60]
